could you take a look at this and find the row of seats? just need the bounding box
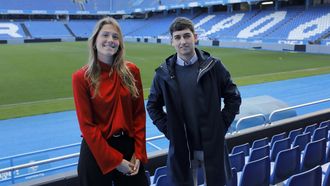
[0,0,202,13]
[145,120,330,186]
[1,7,330,44]
[228,119,330,186]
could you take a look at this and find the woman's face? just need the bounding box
[95,24,120,58]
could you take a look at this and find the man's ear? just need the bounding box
[194,33,198,44]
[170,37,174,47]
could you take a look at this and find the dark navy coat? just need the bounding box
[147,49,241,186]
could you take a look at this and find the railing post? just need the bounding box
[10,158,14,184]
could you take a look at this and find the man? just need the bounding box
[147,17,241,186]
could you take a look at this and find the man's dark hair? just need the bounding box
[169,17,195,36]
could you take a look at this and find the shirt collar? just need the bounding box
[176,53,198,66]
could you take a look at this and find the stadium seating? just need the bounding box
[270,132,287,149]
[288,128,303,144]
[1,0,330,184]
[226,121,330,186]
[304,123,318,134]
[67,20,96,38]
[146,170,151,186]
[151,121,330,186]
[270,138,290,162]
[320,120,330,130]
[229,151,245,172]
[154,174,169,186]
[152,166,167,184]
[0,0,77,12]
[1,4,330,44]
[322,163,330,186]
[325,141,330,163]
[270,146,300,184]
[292,132,311,154]
[237,156,270,186]
[312,126,328,141]
[300,138,326,171]
[231,143,250,156]
[226,168,237,186]
[24,21,72,39]
[284,165,322,186]
[0,22,26,40]
[248,145,269,162]
[251,137,269,149]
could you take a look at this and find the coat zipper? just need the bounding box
[197,59,214,83]
[183,122,192,168]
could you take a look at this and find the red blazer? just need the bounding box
[72,61,147,174]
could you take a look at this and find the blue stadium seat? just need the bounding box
[301,138,326,172]
[270,132,286,149]
[325,140,330,163]
[270,138,290,162]
[145,170,151,186]
[304,123,318,135]
[227,168,238,186]
[155,175,169,186]
[312,126,328,142]
[251,137,269,149]
[288,128,303,144]
[292,132,311,154]
[270,146,300,185]
[320,120,330,130]
[322,163,330,186]
[238,156,270,186]
[229,151,245,172]
[231,143,250,156]
[153,166,167,184]
[248,145,269,163]
[284,165,322,186]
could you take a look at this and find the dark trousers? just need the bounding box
[78,134,148,186]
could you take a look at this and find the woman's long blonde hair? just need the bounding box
[85,17,139,98]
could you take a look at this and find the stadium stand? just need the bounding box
[1,0,330,185]
[284,165,322,186]
[269,146,300,185]
[24,21,72,39]
[248,144,269,162]
[0,0,78,12]
[238,156,270,186]
[229,152,245,172]
[1,1,330,53]
[67,20,96,38]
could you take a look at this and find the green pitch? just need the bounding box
[1,42,330,120]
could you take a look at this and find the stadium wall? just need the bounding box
[1,37,330,54]
[130,37,330,54]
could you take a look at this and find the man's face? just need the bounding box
[171,28,197,60]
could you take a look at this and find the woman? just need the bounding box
[72,17,148,186]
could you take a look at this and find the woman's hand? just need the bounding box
[116,159,134,175]
[128,154,141,176]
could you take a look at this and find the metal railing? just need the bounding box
[0,134,166,184]
[0,143,81,162]
[233,113,267,133]
[269,98,330,123]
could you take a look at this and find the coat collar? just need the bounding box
[157,48,213,78]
